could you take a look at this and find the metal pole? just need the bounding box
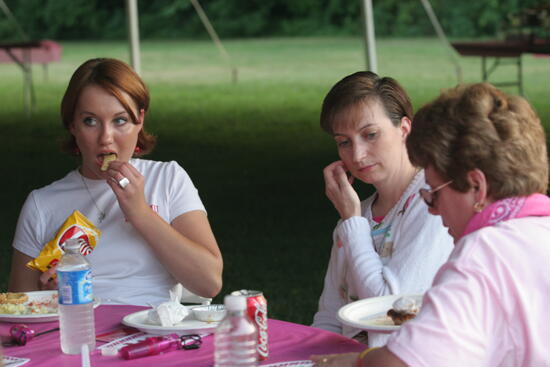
[420,0,462,83]
[361,0,377,73]
[518,56,523,96]
[0,0,28,41]
[22,48,34,116]
[190,0,238,83]
[126,0,141,75]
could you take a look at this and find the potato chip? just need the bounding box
[101,153,117,171]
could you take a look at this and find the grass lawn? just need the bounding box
[1,37,549,325]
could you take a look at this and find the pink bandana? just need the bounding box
[462,193,550,238]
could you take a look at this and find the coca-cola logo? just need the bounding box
[58,225,91,255]
[254,303,269,357]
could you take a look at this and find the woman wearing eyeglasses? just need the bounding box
[312,72,454,347]
[311,83,550,366]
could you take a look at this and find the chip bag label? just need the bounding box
[26,210,101,273]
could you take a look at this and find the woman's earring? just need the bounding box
[134,146,142,154]
[473,201,485,213]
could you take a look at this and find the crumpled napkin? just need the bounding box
[147,284,189,327]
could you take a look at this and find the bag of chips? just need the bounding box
[26,210,101,273]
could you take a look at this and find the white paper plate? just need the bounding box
[261,361,314,367]
[337,294,423,333]
[0,290,100,323]
[122,308,219,335]
[3,355,31,367]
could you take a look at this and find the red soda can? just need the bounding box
[231,289,268,360]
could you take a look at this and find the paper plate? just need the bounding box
[337,294,422,333]
[261,361,314,367]
[122,308,219,335]
[0,290,100,323]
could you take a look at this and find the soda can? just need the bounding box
[231,289,268,360]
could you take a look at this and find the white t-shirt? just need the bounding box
[387,216,550,366]
[312,170,454,347]
[12,159,206,306]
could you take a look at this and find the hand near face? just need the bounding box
[311,352,359,367]
[104,160,149,222]
[323,161,362,220]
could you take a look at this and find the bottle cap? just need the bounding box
[223,295,246,311]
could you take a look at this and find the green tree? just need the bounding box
[0,0,547,40]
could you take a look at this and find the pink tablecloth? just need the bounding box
[1,305,364,366]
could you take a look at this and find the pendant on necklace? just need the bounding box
[80,171,108,225]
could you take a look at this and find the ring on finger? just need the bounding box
[118,177,130,189]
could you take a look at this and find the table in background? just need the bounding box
[1,305,365,366]
[451,38,550,96]
[0,40,62,115]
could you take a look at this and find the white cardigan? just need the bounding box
[312,170,454,347]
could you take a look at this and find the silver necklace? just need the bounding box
[80,173,106,224]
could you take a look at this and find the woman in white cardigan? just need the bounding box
[312,71,453,347]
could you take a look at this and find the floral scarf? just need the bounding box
[462,193,550,238]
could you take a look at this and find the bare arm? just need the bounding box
[101,160,223,298]
[128,208,223,298]
[8,210,222,298]
[8,250,53,291]
[363,348,407,366]
[311,347,406,367]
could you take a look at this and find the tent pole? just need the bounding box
[190,0,238,83]
[126,0,141,75]
[361,0,377,73]
[420,0,462,83]
[0,0,28,41]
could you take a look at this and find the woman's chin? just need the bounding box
[355,173,379,186]
[448,228,460,242]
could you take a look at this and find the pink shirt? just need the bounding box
[387,216,550,366]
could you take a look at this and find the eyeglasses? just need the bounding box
[419,180,453,208]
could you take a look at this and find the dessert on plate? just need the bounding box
[387,296,420,325]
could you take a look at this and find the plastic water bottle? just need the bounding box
[214,295,258,367]
[57,238,96,354]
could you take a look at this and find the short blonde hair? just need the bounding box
[407,83,548,198]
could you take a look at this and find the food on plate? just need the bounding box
[26,210,101,273]
[0,293,58,315]
[0,303,28,314]
[101,153,117,171]
[0,292,28,305]
[387,296,421,325]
